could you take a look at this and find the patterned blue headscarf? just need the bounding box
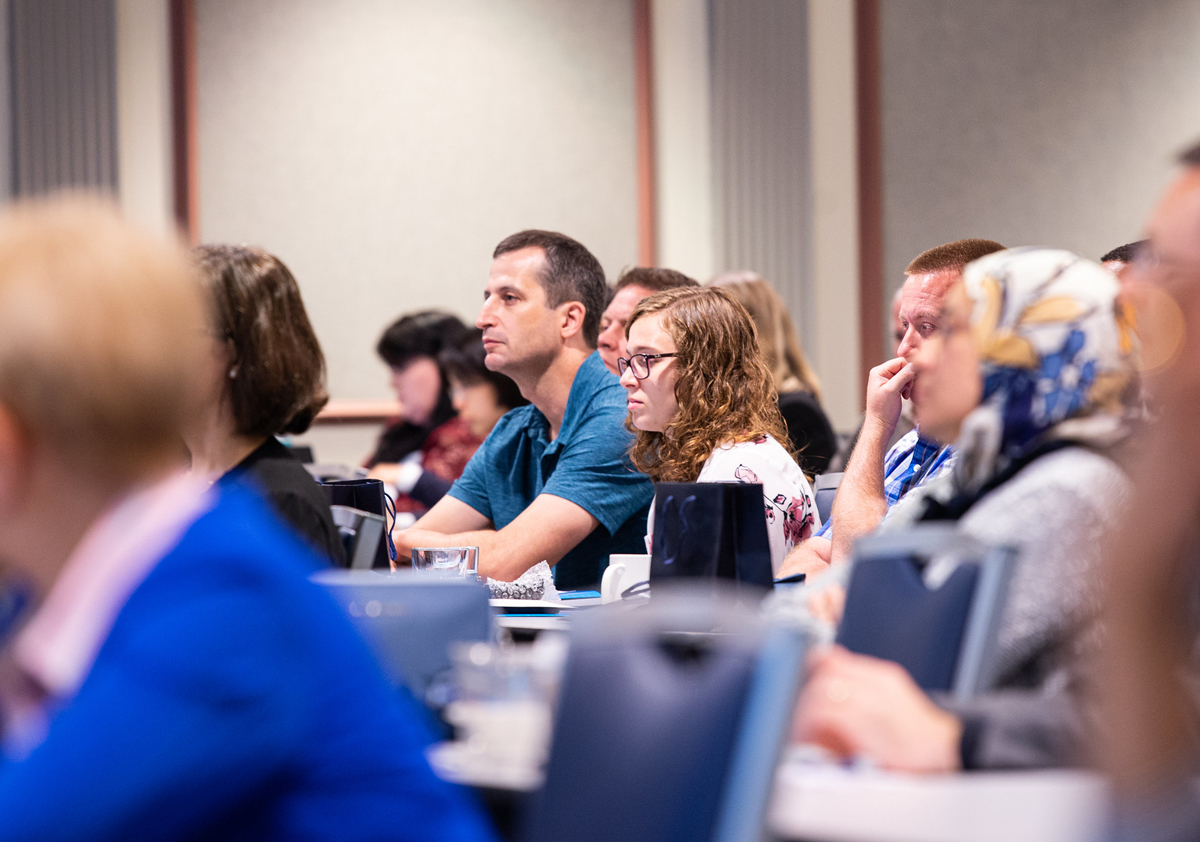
[953,248,1139,493]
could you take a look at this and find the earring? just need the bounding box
[228,366,238,379]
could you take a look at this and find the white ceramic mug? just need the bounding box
[600,553,651,603]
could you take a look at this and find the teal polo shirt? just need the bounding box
[447,352,653,589]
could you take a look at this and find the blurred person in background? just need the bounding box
[389,329,528,510]
[186,245,345,566]
[792,248,1139,772]
[0,199,494,841]
[368,311,480,515]
[1102,142,1200,842]
[622,286,819,573]
[596,266,698,376]
[710,271,836,476]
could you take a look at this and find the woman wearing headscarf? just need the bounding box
[789,248,1141,772]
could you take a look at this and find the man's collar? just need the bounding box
[13,472,214,699]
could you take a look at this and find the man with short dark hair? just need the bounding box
[597,266,698,375]
[1100,240,1147,271]
[393,230,654,589]
[778,238,1005,578]
[1100,240,1148,293]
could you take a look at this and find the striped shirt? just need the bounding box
[815,429,955,538]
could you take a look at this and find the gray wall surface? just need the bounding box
[710,0,814,350]
[880,0,1200,314]
[194,0,638,400]
[9,0,118,197]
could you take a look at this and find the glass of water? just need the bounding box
[411,546,479,578]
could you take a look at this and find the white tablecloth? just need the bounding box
[768,760,1108,842]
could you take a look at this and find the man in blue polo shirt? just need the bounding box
[394,230,654,589]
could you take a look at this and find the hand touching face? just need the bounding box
[911,283,983,445]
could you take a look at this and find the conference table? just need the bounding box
[768,760,1107,842]
[469,596,1112,841]
[431,735,1109,842]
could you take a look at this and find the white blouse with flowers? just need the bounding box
[645,435,820,575]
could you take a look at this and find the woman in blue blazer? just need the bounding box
[0,198,495,842]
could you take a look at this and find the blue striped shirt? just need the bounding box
[815,429,955,538]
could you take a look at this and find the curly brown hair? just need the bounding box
[625,286,791,482]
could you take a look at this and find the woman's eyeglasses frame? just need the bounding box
[617,352,677,380]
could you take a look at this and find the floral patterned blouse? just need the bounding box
[645,434,820,575]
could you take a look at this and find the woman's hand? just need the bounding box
[792,646,963,773]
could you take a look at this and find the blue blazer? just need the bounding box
[0,484,496,842]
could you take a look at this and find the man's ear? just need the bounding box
[558,301,587,340]
[0,406,32,514]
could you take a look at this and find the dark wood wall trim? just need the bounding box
[169,0,198,242]
[855,0,883,399]
[634,0,657,267]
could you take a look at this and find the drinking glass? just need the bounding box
[412,546,479,578]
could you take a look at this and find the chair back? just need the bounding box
[523,591,805,842]
[312,569,492,704]
[321,478,392,567]
[835,525,1015,700]
[285,443,315,463]
[330,505,385,570]
[812,472,842,524]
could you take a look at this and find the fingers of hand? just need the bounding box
[882,363,916,391]
[871,357,908,380]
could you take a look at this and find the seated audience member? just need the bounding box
[621,287,819,573]
[793,247,1139,772]
[597,266,698,375]
[0,199,494,841]
[1101,141,1200,842]
[391,329,528,509]
[368,312,480,514]
[1100,239,1148,285]
[187,245,345,566]
[777,238,1005,579]
[394,230,655,589]
[825,288,916,473]
[710,271,836,475]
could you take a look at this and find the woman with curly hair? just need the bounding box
[620,286,820,573]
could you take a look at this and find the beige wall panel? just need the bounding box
[880,0,1200,305]
[195,0,638,400]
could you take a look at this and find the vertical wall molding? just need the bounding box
[169,0,196,240]
[855,0,883,395]
[634,0,657,266]
[807,0,860,429]
[9,0,118,197]
[115,0,173,236]
[650,0,714,283]
[710,0,814,352]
